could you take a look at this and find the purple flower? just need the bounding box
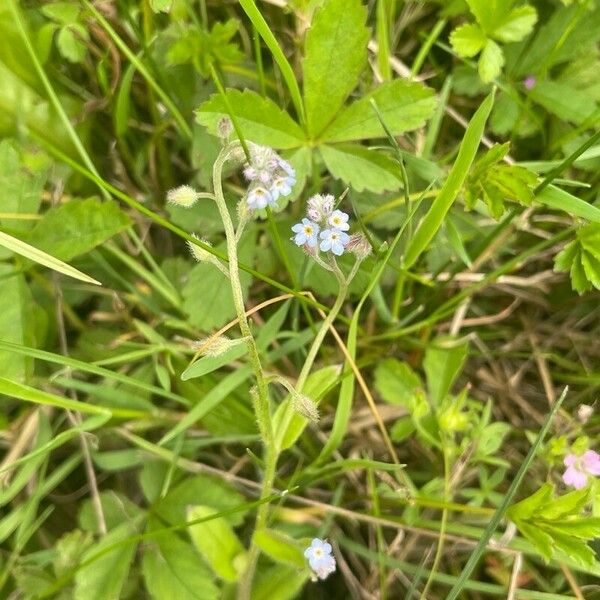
[304,538,336,580]
[523,76,537,90]
[319,228,350,256]
[246,186,273,210]
[328,209,350,231]
[291,218,320,247]
[563,450,600,489]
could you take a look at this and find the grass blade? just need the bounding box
[403,89,495,269]
[0,231,101,285]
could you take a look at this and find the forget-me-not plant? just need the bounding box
[304,538,336,580]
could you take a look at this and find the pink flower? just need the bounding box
[563,450,600,489]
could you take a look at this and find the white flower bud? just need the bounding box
[167,185,202,208]
[193,335,249,358]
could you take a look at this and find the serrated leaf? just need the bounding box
[374,359,422,408]
[478,39,504,83]
[449,23,487,58]
[537,488,590,520]
[516,521,554,562]
[493,5,537,43]
[27,198,130,262]
[187,505,246,582]
[195,89,305,149]
[544,518,600,539]
[548,530,596,567]
[321,79,436,143]
[507,483,554,520]
[581,251,600,289]
[254,529,306,568]
[303,0,369,138]
[319,143,401,193]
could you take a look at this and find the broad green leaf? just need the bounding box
[142,519,218,600]
[40,2,79,24]
[529,81,596,125]
[57,25,87,63]
[195,89,305,149]
[274,364,341,450]
[254,529,306,568]
[74,521,140,600]
[149,0,172,13]
[517,521,553,562]
[155,475,248,527]
[0,268,36,382]
[252,564,308,600]
[303,0,369,138]
[478,39,504,83]
[27,198,130,261]
[493,5,537,42]
[0,231,101,285]
[404,90,494,269]
[507,483,554,521]
[423,339,469,405]
[449,23,487,58]
[544,518,600,539]
[78,490,144,534]
[320,143,401,193]
[187,505,246,582]
[554,224,600,294]
[374,359,422,407]
[549,530,596,567]
[182,232,254,331]
[537,488,590,520]
[466,0,512,33]
[321,79,436,143]
[0,140,44,233]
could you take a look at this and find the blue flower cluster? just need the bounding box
[291,194,351,256]
[304,538,336,580]
[243,144,296,210]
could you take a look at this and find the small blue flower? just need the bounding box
[328,209,350,231]
[277,157,296,178]
[246,186,273,210]
[319,228,350,256]
[270,175,295,200]
[291,218,319,247]
[304,538,336,580]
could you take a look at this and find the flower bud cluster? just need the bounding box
[243,143,296,211]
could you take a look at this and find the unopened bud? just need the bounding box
[187,234,213,263]
[193,335,249,358]
[292,392,319,423]
[347,233,372,259]
[167,185,201,208]
[577,404,594,424]
[217,117,233,140]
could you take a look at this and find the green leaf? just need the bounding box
[537,185,600,224]
[476,422,511,457]
[424,338,468,405]
[74,521,140,600]
[142,519,218,600]
[27,198,130,262]
[40,2,79,24]
[303,0,369,138]
[449,23,487,58]
[493,5,537,43]
[196,89,305,149]
[537,488,590,521]
[478,39,504,83]
[544,518,600,540]
[549,530,596,567]
[254,529,306,568]
[517,521,554,562]
[404,90,494,269]
[274,364,341,450]
[507,483,554,521]
[529,81,596,125]
[0,269,36,382]
[466,0,512,33]
[374,359,422,407]
[554,225,600,294]
[321,79,436,143]
[187,505,246,582]
[0,231,101,285]
[149,0,172,13]
[252,564,308,600]
[56,25,87,63]
[320,143,401,193]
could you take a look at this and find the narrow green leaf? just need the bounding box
[537,185,600,224]
[0,230,100,285]
[404,90,495,269]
